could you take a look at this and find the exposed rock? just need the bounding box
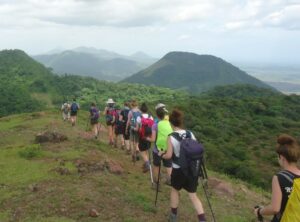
[35,131,68,143]
[28,184,38,192]
[105,160,124,175]
[89,208,100,217]
[208,177,234,197]
[55,167,71,175]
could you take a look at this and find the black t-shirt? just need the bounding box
[271,170,300,222]
[120,107,130,123]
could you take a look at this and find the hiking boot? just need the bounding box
[121,144,125,150]
[125,149,131,155]
[169,213,177,222]
[142,163,150,173]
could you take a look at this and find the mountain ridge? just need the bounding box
[122,51,274,93]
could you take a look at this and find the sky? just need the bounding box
[0,0,300,65]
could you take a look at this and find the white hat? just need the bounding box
[155,103,168,113]
[106,98,115,104]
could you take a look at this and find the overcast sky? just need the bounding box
[0,0,299,65]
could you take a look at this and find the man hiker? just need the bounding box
[61,101,70,121]
[104,98,116,146]
[89,102,100,139]
[70,98,80,126]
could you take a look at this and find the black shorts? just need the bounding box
[153,151,172,168]
[90,118,99,125]
[70,111,77,116]
[171,168,198,193]
[123,126,130,140]
[138,138,151,151]
[115,124,124,135]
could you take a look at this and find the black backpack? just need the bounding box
[171,131,207,179]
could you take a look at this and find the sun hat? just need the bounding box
[155,103,165,110]
[106,98,115,104]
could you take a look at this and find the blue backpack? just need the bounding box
[71,103,78,112]
[171,131,207,179]
[130,111,141,128]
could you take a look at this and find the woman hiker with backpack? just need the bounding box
[104,98,116,146]
[159,109,207,222]
[89,102,100,139]
[136,103,154,173]
[126,99,141,163]
[148,103,173,188]
[254,134,300,222]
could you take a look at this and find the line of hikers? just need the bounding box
[61,98,208,222]
[60,98,300,222]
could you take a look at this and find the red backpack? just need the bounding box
[139,114,154,139]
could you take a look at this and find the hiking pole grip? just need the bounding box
[254,206,264,222]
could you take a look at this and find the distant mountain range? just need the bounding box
[32,47,157,81]
[122,51,273,93]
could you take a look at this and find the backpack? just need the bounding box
[63,103,69,114]
[105,107,115,124]
[71,103,78,113]
[91,107,99,120]
[277,171,300,222]
[130,111,141,129]
[139,114,154,139]
[171,131,207,179]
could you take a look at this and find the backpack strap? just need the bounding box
[277,170,294,184]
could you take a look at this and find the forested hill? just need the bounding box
[121,51,273,93]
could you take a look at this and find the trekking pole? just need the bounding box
[148,147,154,185]
[154,158,162,206]
[201,178,217,222]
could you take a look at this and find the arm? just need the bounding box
[255,176,282,217]
[160,136,173,159]
[126,112,132,132]
[148,129,156,142]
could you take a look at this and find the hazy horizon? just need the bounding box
[1,0,300,66]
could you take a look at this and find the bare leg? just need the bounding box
[188,192,205,215]
[170,187,179,209]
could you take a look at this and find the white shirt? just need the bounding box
[136,113,153,125]
[171,129,196,169]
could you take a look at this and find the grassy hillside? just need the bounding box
[0,111,271,222]
[122,51,273,93]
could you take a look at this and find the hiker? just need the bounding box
[114,105,123,148]
[159,109,206,222]
[89,102,100,139]
[136,103,154,173]
[254,134,300,222]
[70,98,80,126]
[126,99,141,162]
[61,102,70,121]
[149,103,173,186]
[120,101,131,153]
[104,98,116,146]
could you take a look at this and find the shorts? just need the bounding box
[130,128,139,142]
[115,124,124,135]
[70,111,77,116]
[152,151,172,168]
[123,126,130,140]
[138,138,151,151]
[90,118,99,125]
[171,168,198,193]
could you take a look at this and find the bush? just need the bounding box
[18,144,42,159]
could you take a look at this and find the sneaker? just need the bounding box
[125,149,131,155]
[169,213,177,222]
[142,163,150,173]
[121,144,125,150]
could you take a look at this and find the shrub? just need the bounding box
[18,144,42,159]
